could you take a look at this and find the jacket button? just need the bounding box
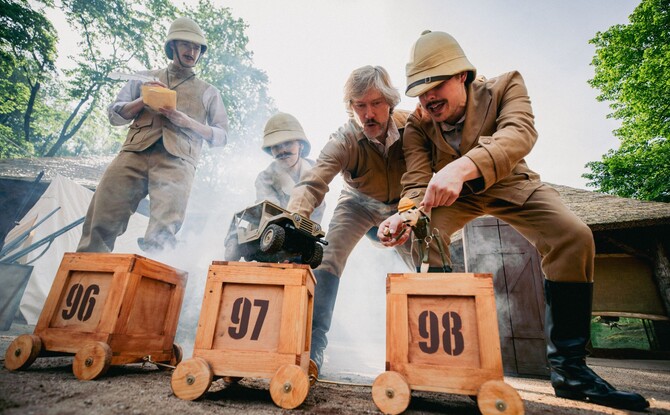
[482,138,491,144]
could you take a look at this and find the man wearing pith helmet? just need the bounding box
[379,30,648,411]
[77,17,229,253]
[255,112,325,224]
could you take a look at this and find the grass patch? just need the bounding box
[591,317,650,350]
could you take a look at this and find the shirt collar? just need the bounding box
[440,114,466,133]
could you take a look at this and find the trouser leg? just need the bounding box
[77,151,148,253]
[492,185,595,282]
[141,143,195,252]
[309,269,340,373]
[544,280,649,411]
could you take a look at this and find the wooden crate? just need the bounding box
[372,273,524,415]
[4,252,187,380]
[171,261,315,409]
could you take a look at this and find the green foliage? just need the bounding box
[0,0,57,156]
[184,0,275,150]
[0,0,275,159]
[585,0,670,202]
[591,317,650,350]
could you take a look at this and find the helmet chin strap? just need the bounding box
[171,41,203,68]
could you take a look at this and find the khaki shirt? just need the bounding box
[287,110,410,218]
[402,71,542,207]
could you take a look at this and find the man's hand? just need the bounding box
[159,108,193,129]
[421,157,480,213]
[378,213,411,247]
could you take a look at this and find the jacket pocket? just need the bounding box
[125,114,154,144]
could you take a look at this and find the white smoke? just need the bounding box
[143,143,406,383]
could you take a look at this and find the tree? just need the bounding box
[42,0,177,156]
[185,0,275,149]
[585,0,670,202]
[1,0,275,159]
[0,0,57,157]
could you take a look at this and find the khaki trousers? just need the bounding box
[318,187,414,278]
[427,184,595,282]
[77,140,195,252]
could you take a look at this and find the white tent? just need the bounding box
[5,174,148,324]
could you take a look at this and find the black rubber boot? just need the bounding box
[544,280,649,411]
[310,270,340,374]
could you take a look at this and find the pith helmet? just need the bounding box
[164,17,207,60]
[405,30,476,97]
[262,112,311,157]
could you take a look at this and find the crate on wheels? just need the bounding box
[171,261,316,409]
[4,252,187,380]
[372,272,524,415]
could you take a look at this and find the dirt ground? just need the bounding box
[1,324,669,415]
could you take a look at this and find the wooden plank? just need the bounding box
[475,294,503,374]
[277,285,304,354]
[194,348,297,378]
[131,256,187,286]
[386,293,409,368]
[106,271,138,335]
[34,257,75,332]
[389,273,494,295]
[162,280,185,349]
[208,266,308,286]
[194,278,223,350]
[39,329,110,353]
[396,362,502,395]
[108,333,165,355]
[59,252,136,273]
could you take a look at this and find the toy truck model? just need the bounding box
[224,200,327,269]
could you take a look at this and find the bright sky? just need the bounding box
[188,0,639,189]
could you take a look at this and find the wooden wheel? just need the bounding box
[4,334,42,371]
[171,357,213,401]
[372,371,411,415]
[477,380,524,415]
[269,364,309,409]
[73,342,112,380]
[157,343,183,370]
[308,359,319,387]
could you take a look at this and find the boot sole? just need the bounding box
[555,389,650,411]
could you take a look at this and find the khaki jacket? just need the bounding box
[287,110,410,218]
[402,71,541,207]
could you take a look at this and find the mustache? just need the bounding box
[364,119,380,126]
[275,151,297,160]
[425,99,446,108]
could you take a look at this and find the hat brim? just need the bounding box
[405,59,475,97]
[164,35,207,59]
[262,132,311,158]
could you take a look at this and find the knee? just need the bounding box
[568,220,594,255]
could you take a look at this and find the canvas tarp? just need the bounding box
[4,174,148,324]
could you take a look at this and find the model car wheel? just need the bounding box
[260,224,285,253]
[302,243,324,269]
